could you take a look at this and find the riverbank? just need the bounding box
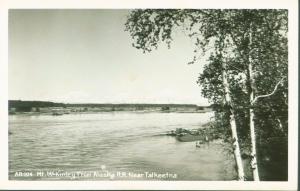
[164,122,222,142]
[162,122,288,181]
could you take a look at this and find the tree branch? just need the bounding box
[251,77,285,104]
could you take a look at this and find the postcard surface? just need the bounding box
[0,0,298,190]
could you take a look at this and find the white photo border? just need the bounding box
[0,0,298,190]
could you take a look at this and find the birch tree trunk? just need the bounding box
[248,29,260,181]
[222,62,245,181]
[249,96,260,181]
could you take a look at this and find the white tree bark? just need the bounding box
[222,62,245,181]
[251,78,284,104]
[248,29,260,181]
[249,94,260,181]
[249,75,285,181]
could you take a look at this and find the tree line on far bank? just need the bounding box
[9,100,210,112]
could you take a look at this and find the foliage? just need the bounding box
[125,9,288,180]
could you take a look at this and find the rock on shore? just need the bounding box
[165,124,222,142]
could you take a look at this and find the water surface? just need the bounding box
[9,112,237,180]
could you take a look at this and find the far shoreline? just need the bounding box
[9,109,214,116]
[9,100,213,115]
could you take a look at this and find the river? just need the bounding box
[9,112,237,180]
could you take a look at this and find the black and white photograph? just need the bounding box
[0,0,298,190]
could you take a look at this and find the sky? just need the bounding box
[9,9,209,105]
